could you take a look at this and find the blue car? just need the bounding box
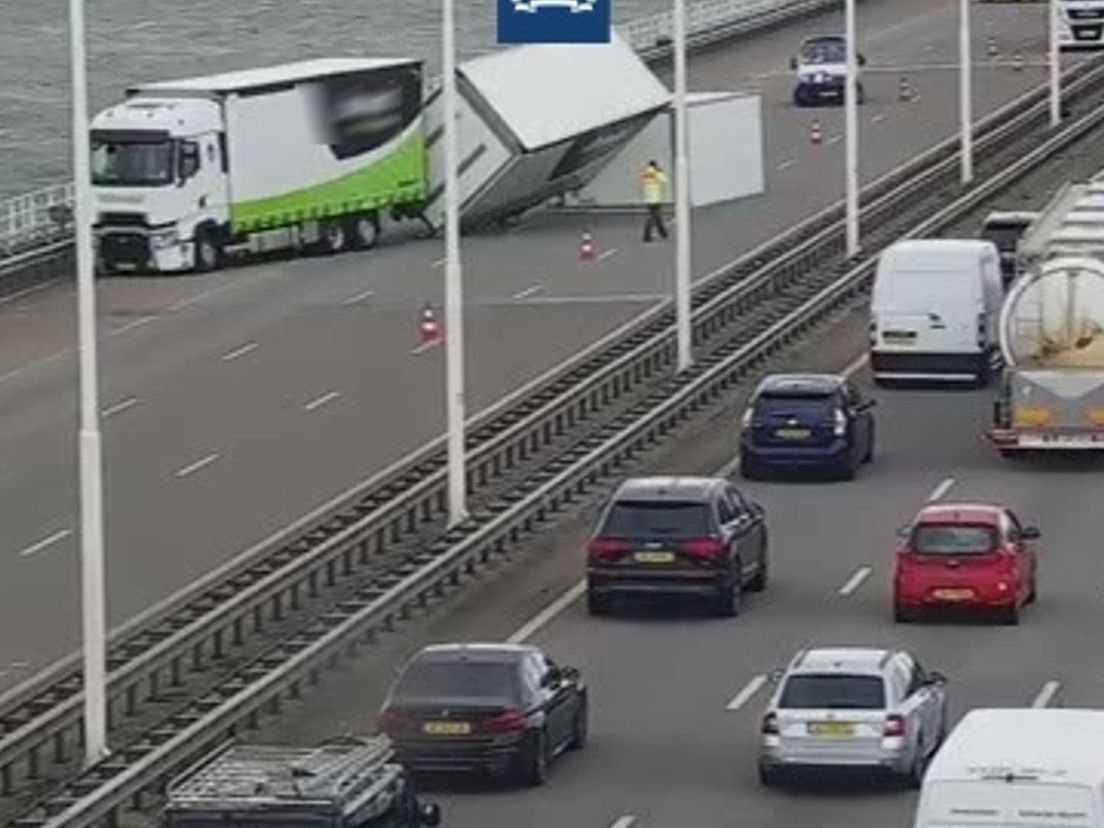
[739,373,876,480]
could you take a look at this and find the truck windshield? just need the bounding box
[91,139,174,187]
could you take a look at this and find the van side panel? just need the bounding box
[915,780,1101,828]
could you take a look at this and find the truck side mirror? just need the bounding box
[179,143,200,183]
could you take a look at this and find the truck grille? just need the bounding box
[100,232,151,266]
[97,212,148,227]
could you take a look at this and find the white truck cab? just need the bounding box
[790,35,865,107]
[914,708,1104,828]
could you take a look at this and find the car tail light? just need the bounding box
[682,537,727,560]
[377,710,410,735]
[761,712,779,735]
[977,312,987,347]
[588,538,630,561]
[479,710,528,734]
[869,317,877,346]
[884,714,906,737]
[741,407,754,431]
[833,408,847,437]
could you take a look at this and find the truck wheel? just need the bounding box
[194,228,223,273]
[322,220,350,254]
[352,215,380,249]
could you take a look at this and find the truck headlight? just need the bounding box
[150,228,179,250]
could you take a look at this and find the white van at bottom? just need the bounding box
[870,239,1003,386]
[914,708,1104,828]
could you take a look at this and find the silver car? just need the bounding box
[757,647,948,787]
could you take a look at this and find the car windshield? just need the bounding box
[913,524,997,555]
[755,392,835,417]
[91,139,175,187]
[394,660,521,701]
[799,39,845,64]
[601,500,713,538]
[779,674,886,709]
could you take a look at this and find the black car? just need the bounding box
[377,643,587,786]
[586,476,769,617]
[739,373,875,480]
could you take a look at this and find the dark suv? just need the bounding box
[586,476,769,617]
[739,373,875,480]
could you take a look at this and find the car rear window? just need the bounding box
[394,660,521,701]
[913,524,998,555]
[755,392,835,415]
[779,674,886,709]
[600,500,713,538]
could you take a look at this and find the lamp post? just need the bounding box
[1050,0,1061,127]
[959,0,974,184]
[68,0,109,765]
[442,0,468,526]
[844,0,860,257]
[673,0,693,371]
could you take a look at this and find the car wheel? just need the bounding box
[838,457,857,481]
[586,590,609,616]
[567,698,588,751]
[793,88,806,107]
[747,548,768,593]
[894,604,915,624]
[1026,577,1037,605]
[758,764,782,787]
[716,568,742,617]
[906,734,928,789]
[740,454,763,480]
[193,227,223,273]
[997,604,1020,626]
[517,730,548,787]
[862,428,875,463]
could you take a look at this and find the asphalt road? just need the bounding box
[0,0,1071,687]
[243,301,1104,828]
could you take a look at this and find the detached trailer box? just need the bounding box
[571,91,766,208]
[423,33,670,230]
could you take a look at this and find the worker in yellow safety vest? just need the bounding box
[640,160,669,242]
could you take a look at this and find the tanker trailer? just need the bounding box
[989,255,1104,454]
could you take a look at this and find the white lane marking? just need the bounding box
[1032,680,1061,708]
[596,247,620,263]
[0,349,70,386]
[839,566,872,596]
[0,278,63,307]
[872,113,886,123]
[174,452,220,479]
[411,339,441,356]
[102,397,139,418]
[828,134,843,145]
[19,528,72,558]
[777,158,796,170]
[726,675,768,711]
[221,342,258,362]
[928,476,956,501]
[512,284,544,300]
[109,315,157,336]
[304,390,342,412]
[609,818,638,828]
[508,580,587,644]
[503,293,667,305]
[343,288,376,306]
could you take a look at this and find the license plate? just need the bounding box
[807,721,855,737]
[775,428,811,439]
[422,721,471,735]
[933,588,975,601]
[634,550,675,563]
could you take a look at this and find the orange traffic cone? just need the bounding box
[1013,50,1025,71]
[420,303,441,343]
[987,36,998,57]
[810,118,823,144]
[898,76,913,102]
[579,230,596,262]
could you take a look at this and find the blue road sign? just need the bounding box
[497,0,611,43]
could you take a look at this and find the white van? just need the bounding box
[915,708,1104,828]
[870,239,1003,386]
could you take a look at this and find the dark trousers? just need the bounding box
[643,204,668,241]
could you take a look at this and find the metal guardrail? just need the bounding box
[0,0,837,268]
[20,50,1104,828]
[2,45,1101,823]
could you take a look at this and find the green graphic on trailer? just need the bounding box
[230,130,427,233]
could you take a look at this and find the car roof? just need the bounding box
[413,643,538,664]
[756,373,844,396]
[787,647,896,677]
[916,502,1004,525]
[613,476,723,502]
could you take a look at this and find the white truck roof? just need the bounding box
[130,58,419,97]
[458,33,670,151]
[926,708,1104,785]
[878,239,995,271]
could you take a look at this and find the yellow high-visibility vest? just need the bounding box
[641,167,666,204]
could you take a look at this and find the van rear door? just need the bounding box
[916,779,1098,827]
[873,269,981,355]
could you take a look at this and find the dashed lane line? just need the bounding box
[1032,680,1061,708]
[304,390,342,412]
[102,397,139,418]
[726,675,768,711]
[928,477,956,501]
[343,289,376,306]
[512,285,544,300]
[596,247,620,263]
[174,453,220,479]
[508,581,587,644]
[839,566,872,596]
[18,529,72,558]
[221,342,258,362]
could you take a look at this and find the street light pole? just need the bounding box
[673,0,693,372]
[959,0,974,184]
[68,0,109,765]
[1049,0,1061,127]
[442,0,468,526]
[844,0,860,257]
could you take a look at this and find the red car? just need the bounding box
[893,502,1040,625]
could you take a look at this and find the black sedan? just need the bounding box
[377,643,588,786]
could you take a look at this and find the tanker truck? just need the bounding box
[989,179,1104,454]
